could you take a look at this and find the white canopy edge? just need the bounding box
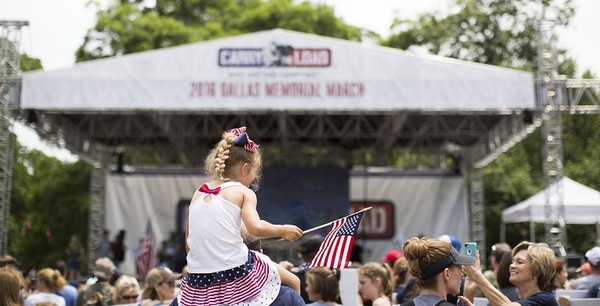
[502,177,600,224]
[21,29,535,111]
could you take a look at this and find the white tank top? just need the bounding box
[186,181,249,273]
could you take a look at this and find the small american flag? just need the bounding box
[136,219,155,279]
[308,211,364,269]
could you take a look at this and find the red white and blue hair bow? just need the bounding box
[228,126,259,152]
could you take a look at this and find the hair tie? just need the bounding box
[228,126,259,152]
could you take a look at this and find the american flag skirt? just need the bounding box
[177,251,281,305]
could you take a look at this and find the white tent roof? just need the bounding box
[21,29,535,111]
[502,177,600,224]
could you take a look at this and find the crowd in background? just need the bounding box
[2,231,600,306]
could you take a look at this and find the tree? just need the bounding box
[20,53,43,72]
[382,0,574,70]
[9,142,91,271]
[76,0,362,62]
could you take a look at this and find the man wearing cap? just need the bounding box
[77,257,116,306]
[0,254,21,268]
[573,246,600,290]
[577,262,592,276]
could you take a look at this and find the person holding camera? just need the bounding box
[461,241,559,306]
[400,237,476,306]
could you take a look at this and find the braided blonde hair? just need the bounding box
[205,130,262,186]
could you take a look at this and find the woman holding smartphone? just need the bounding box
[461,241,559,306]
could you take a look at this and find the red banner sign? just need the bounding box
[350,202,395,239]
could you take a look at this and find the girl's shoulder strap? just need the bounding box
[220,181,244,189]
[197,181,243,193]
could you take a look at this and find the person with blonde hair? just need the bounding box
[112,275,141,304]
[461,241,558,306]
[401,237,476,306]
[175,126,303,305]
[24,268,67,306]
[0,266,25,306]
[305,267,342,306]
[358,262,394,306]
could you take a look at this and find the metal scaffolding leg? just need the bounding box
[536,19,566,254]
[0,20,28,255]
[0,99,13,255]
[87,164,106,270]
[469,168,486,267]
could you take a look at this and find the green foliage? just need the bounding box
[76,3,198,61]
[382,0,574,70]
[9,142,91,271]
[483,135,541,246]
[236,0,362,40]
[484,110,600,252]
[76,0,362,62]
[20,53,43,72]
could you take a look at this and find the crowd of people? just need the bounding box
[4,238,600,306]
[2,126,600,306]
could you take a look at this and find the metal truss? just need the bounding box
[0,20,27,255]
[87,162,106,271]
[469,169,486,268]
[565,79,600,112]
[27,110,519,169]
[537,19,566,251]
[468,111,541,169]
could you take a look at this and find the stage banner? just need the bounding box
[349,169,468,264]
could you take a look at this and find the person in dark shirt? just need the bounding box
[585,281,600,298]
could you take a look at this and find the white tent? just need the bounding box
[501,176,600,241]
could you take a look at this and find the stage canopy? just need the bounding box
[18,29,537,168]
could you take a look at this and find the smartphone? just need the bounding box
[464,242,477,257]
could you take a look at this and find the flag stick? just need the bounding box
[263,206,372,246]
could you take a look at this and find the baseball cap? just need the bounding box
[298,235,323,255]
[438,234,462,251]
[421,246,476,279]
[0,255,20,267]
[576,262,592,275]
[585,246,600,266]
[145,267,182,287]
[381,249,403,265]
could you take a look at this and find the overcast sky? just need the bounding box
[1,0,598,74]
